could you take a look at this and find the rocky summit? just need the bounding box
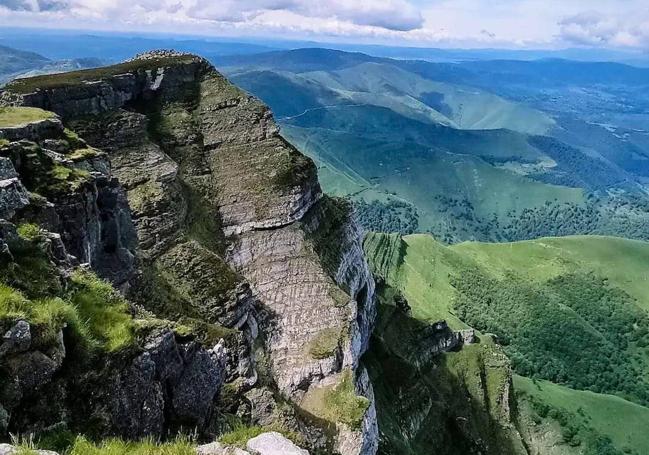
[0,51,377,454]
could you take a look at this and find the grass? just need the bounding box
[300,369,370,430]
[453,235,649,312]
[68,436,196,455]
[67,147,101,162]
[16,223,41,241]
[363,233,470,328]
[5,56,198,94]
[219,425,267,448]
[0,288,81,348]
[364,232,649,453]
[63,128,84,148]
[0,269,133,352]
[308,327,342,359]
[0,106,55,127]
[68,270,134,352]
[516,375,649,454]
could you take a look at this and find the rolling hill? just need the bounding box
[0,44,103,85]
[363,232,649,455]
[221,48,649,243]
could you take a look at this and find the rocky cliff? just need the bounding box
[0,51,377,454]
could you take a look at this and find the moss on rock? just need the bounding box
[300,369,369,430]
[308,327,342,360]
[0,106,55,127]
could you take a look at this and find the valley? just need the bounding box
[221,49,649,243]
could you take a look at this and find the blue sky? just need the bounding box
[1,0,648,49]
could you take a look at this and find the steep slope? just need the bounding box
[363,232,649,455]
[0,52,378,454]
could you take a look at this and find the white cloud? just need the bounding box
[4,0,424,32]
[0,0,647,49]
[558,10,649,48]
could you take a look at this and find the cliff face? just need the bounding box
[1,51,377,454]
[0,108,230,441]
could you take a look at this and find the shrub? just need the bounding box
[16,223,42,242]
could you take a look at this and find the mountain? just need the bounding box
[0,44,103,85]
[0,44,49,76]
[0,51,377,454]
[2,46,649,455]
[220,48,649,243]
[363,232,649,455]
[0,28,277,62]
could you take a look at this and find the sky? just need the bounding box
[0,0,648,50]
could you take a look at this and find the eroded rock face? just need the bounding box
[0,157,29,220]
[110,330,228,438]
[0,115,137,287]
[3,51,378,454]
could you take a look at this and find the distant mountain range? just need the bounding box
[0,44,104,85]
[218,48,649,243]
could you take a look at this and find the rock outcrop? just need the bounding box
[1,51,378,453]
[196,432,308,455]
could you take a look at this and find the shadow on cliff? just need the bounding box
[362,290,524,455]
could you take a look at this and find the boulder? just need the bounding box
[0,157,29,220]
[0,444,58,455]
[0,320,31,357]
[246,432,309,455]
[196,441,250,455]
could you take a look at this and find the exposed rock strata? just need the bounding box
[2,51,378,454]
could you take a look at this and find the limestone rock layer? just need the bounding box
[1,51,378,454]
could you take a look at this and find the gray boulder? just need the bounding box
[0,444,58,454]
[196,441,250,455]
[246,432,309,455]
[0,320,31,357]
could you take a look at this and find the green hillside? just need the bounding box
[515,375,649,454]
[226,50,649,244]
[300,62,555,134]
[363,232,649,454]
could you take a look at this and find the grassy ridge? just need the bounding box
[454,235,649,311]
[363,232,649,454]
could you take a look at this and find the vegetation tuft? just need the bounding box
[0,106,55,127]
[301,369,369,430]
[308,327,341,359]
[67,436,196,455]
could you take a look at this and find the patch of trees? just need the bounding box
[428,194,649,244]
[528,135,629,190]
[452,269,649,404]
[354,199,419,234]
